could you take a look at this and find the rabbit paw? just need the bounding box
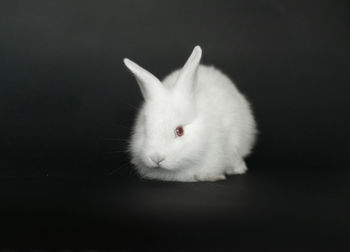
[226,160,247,175]
[194,174,226,182]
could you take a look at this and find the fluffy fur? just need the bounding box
[123,46,257,182]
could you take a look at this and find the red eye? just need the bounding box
[175,126,184,137]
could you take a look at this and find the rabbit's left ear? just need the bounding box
[174,46,202,94]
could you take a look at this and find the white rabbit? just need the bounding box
[123,46,257,182]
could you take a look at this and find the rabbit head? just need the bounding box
[124,46,207,171]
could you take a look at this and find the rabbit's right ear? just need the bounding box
[124,58,164,100]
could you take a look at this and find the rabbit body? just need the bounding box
[124,46,257,182]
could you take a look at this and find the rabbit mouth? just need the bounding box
[155,164,167,170]
[150,164,173,171]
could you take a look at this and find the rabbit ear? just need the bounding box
[124,58,164,100]
[175,46,202,94]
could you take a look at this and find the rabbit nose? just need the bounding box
[149,153,165,165]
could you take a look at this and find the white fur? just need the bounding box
[124,46,257,182]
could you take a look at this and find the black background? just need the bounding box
[0,0,350,251]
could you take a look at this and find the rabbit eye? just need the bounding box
[175,126,184,137]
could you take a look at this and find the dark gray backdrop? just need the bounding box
[0,0,349,177]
